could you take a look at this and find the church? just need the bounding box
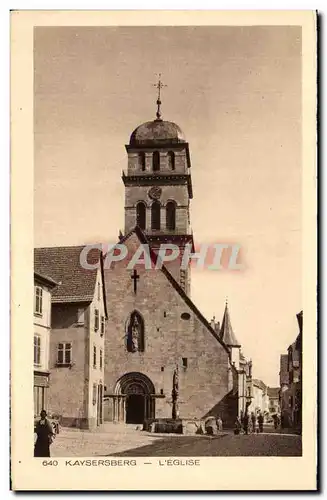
[34,83,253,429]
[101,87,252,428]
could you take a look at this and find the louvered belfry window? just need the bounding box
[166,201,176,231]
[153,151,160,171]
[151,201,161,230]
[136,202,146,230]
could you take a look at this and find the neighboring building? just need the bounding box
[33,272,57,416]
[249,379,269,418]
[279,311,303,431]
[267,387,280,417]
[34,246,108,429]
[279,353,289,419]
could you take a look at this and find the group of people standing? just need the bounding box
[234,411,264,435]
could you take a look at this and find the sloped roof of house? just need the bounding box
[252,379,267,391]
[219,303,241,347]
[267,387,279,399]
[34,246,107,317]
[34,271,58,288]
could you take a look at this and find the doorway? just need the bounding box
[126,394,145,424]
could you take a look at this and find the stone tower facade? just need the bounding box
[122,110,194,295]
[101,92,239,428]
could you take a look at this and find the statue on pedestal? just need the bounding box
[172,366,179,420]
[127,312,142,352]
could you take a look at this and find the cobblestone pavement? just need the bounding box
[49,423,301,457]
[113,433,302,457]
[51,423,168,457]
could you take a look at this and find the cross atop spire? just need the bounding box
[152,73,167,121]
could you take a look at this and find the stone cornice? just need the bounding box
[122,172,193,199]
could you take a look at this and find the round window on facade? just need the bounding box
[181,312,191,320]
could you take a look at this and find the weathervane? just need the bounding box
[152,73,167,121]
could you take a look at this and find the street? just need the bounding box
[51,424,302,457]
[113,433,302,457]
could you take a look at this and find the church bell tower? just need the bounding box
[122,76,194,295]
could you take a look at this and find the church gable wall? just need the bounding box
[104,233,232,421]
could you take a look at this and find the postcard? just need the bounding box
[11,10,317,491]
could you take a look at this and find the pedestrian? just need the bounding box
[243,412,249,435]
[234,416,242,435]
[216,416,223,432]
[258,411,264,433]
[240,410,244,428]
[272,414,278,430]
[34,409,55,457]
[251,412,256,434]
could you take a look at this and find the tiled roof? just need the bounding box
[219,303,240,347]
[34,245,104,306]
[267,387,279,399]
[34,271,58,288]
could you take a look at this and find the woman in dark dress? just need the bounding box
[34,410,54,457]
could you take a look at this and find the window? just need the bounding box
[160,389,164,395]
[57,342,72,365]
[166,201,176,231]
[182,357,188,370]
[167,151,175,170]
[94,309,99,331]
[92,383,97,405]
[139,152,146,171]
[161,366,164,372]
[136,202,146,230]
[93,345,97,368]
[34,335,41,366]
[77,308,85,325]
[100,349,103,370]
[100,316,105,336]
[34,286,43,315]
[151,201,161,230]
[153,151,160,171]
[97,283,101,301]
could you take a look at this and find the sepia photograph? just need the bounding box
[11,10,317,491]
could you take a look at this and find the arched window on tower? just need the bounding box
[126,311,145,352]
[139,152,146,171]
[166,201,176,231]
[151,200,161,230]
[167,151,175,171]
[153,151,160,172]
[136,202,146,230]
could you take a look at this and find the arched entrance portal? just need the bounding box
[114,373,155,424]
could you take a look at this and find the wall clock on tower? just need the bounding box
[148,186,162,200]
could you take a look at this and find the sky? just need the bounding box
[34,26,302,386]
